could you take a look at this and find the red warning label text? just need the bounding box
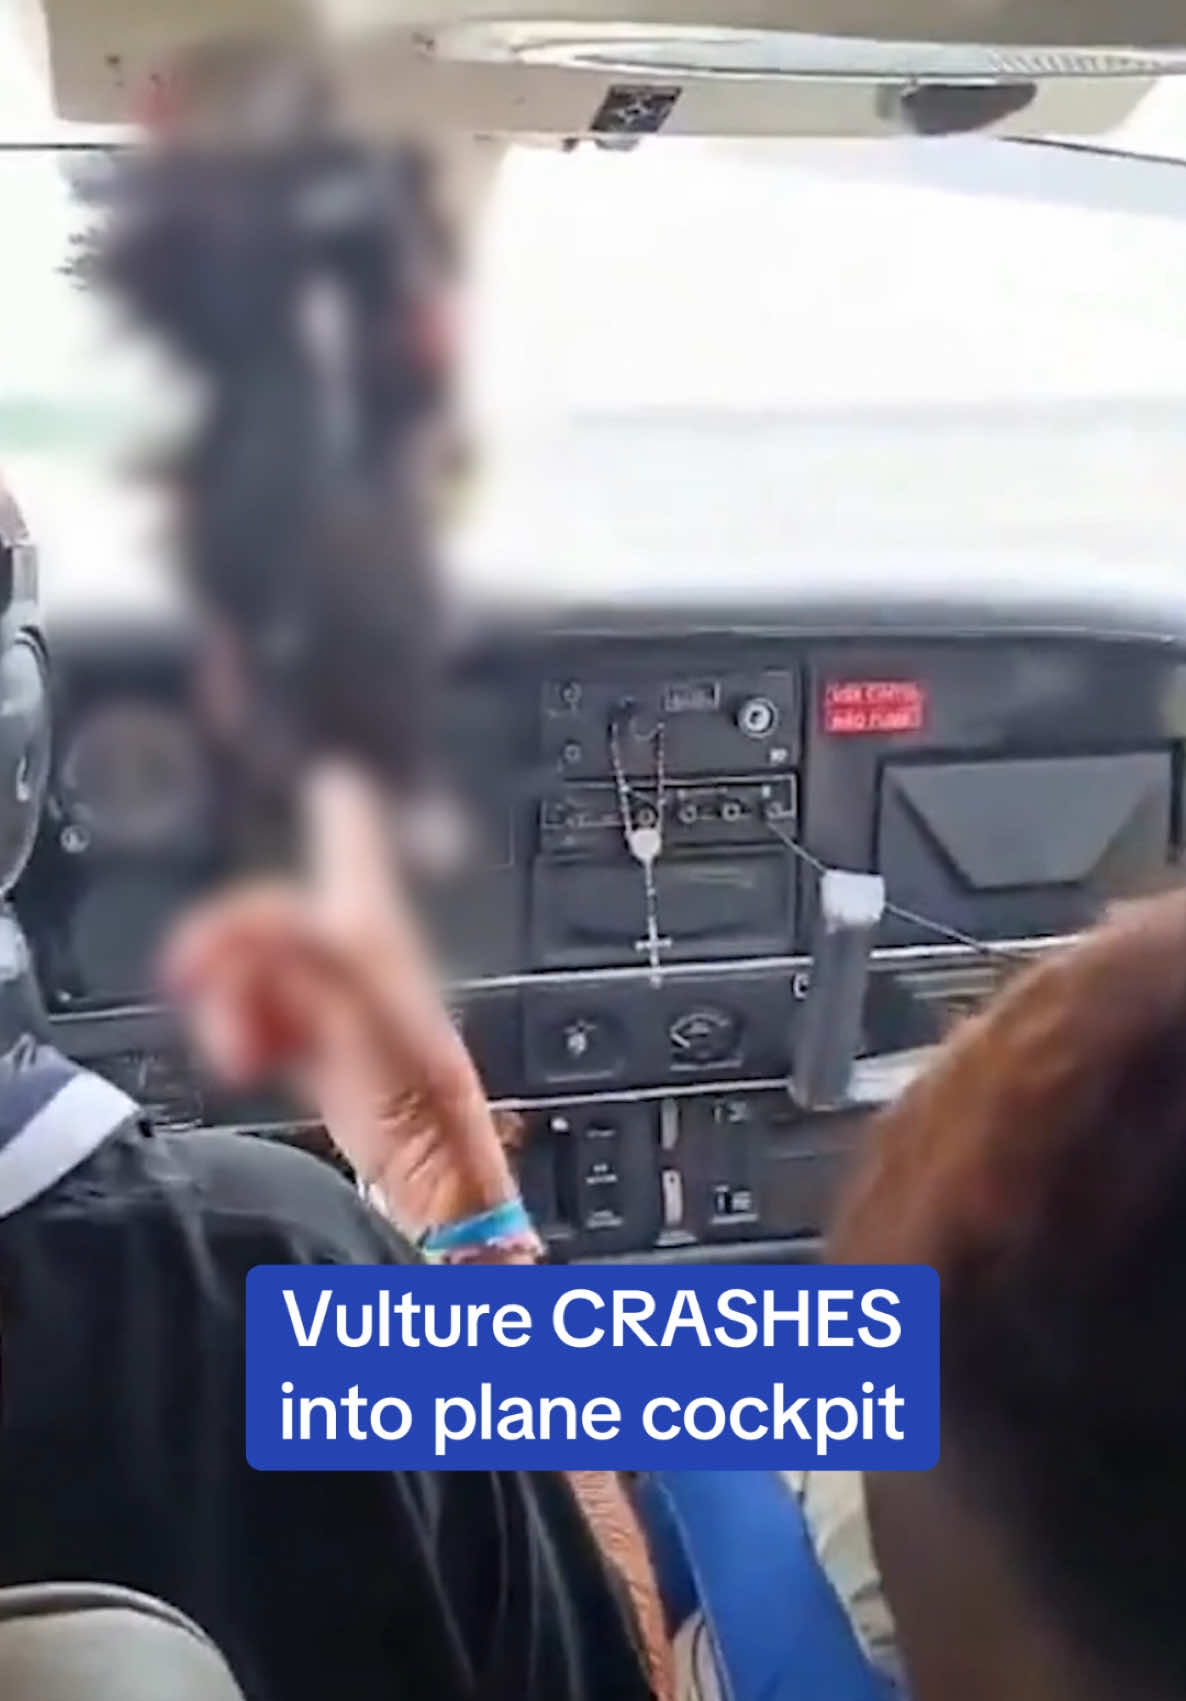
[823,680,927,735]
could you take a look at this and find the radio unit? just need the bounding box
[539,775,796,857]
[541,669,799,779]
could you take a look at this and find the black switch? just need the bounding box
[580,1123,624,1228]
[517,1121,560,1230]
[708,1099,758,1222]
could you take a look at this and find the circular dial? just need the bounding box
[736,695,779,739]
[668,1006,740,1066]
[60,702,205,852]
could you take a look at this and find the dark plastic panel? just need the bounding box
[878,750,1172,943]
[530,850,794,968]
[523,967,794,1091]
[531,1102,662,1255]
[674,1093,867,1244]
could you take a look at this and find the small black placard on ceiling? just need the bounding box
[591,84,682,135]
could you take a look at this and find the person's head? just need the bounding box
[832,891,1186,1701]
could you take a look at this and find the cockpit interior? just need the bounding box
[1,7,1186,1701]
[6,0,1186,1270]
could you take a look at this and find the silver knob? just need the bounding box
[564,1021,593,1059]
[737,696,778,739]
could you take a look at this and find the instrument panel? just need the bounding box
[23,614,1186,1261]
[59,702,207,855]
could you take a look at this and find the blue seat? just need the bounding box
[636,1471,895,1701]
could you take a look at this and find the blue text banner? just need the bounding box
[246,1264,939,1471]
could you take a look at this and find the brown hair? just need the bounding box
[833,890,1186,1695]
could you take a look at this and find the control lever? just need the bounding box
[790,869,885,1111]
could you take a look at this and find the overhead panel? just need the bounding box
[35,0,1186,135]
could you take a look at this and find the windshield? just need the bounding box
[458,106,1186,603]
[5,81,1186,615]
[1072,72,1186,159]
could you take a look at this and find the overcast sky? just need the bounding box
[469,130,1186,421]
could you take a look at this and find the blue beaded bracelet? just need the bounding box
[421,1197,534,1256]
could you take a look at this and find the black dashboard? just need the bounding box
[23,581,1186,1261]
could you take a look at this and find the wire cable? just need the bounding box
[762,810,1029,965]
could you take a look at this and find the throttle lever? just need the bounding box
[791,868,885,1112]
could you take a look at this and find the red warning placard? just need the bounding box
[823,680,927,735]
